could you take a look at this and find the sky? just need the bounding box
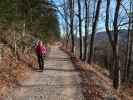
[51,0,130,36]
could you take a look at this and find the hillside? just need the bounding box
[0,0,60,96]
[95,30,128,47]
[0,26,36,96]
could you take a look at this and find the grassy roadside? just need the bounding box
[60,46,133,100]
[0,45,37,97]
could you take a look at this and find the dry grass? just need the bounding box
[60,45,133,100]
[0,46,37,96]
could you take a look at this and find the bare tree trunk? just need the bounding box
[105,0,121,89]
[83,0,90,61]
[78,0,83,59]
[14,30,17,56]
[62,0,70,48]
[112,0,121,89]
[22,22,26,37]
[88,0,102,64]
[0,44,3,63]
[105,0,114,78]
[69,0,75,52]
[123,0,133,83]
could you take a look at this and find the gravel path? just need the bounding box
[7,46,85,100]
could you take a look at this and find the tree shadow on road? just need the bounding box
[44,68,84,72]
[70,56,105,100]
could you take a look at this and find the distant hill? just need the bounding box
[94,30,128,48]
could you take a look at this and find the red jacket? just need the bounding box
[35,41,47,56]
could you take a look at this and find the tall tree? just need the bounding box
[105,0,122,89]
[112,0,121,89]
[88,0,102,64]
[105,0,114,77]
[83,0,90,61]
[77,0,83,59]
[0,0,17,23]
[123,0,133,83]
[63,0,70,48]
[69,0,75,52]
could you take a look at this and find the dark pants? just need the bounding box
[37,54,44,70]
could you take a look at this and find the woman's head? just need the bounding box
[38,40,43,46]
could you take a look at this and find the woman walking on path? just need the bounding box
[35,40,47,71]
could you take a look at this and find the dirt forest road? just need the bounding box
[7,45,85,100]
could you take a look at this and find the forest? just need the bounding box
[60,0,133,90]
[0,0,133,100]
[0,0,60,96]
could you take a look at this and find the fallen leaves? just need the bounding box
[60,46,133,100]
[0,46,37,96]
